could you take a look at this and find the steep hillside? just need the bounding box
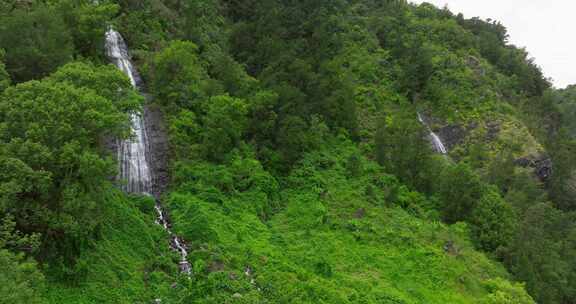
[1,0,575,303]
[160,139,532,303]
[43,193,178,303]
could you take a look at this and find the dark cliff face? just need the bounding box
[436,124,471,150]
[144,102,171,198]
[434,121,500,151]
[515,156,553,182]
[431,116,552,182]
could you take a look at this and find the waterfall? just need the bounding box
[417,112,448,154]
[105,29,191,275]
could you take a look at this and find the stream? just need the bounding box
[105,28,191,275]
[417,112,448,154]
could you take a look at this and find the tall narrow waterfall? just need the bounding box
[105,29,191,274]
[417,112,448,154]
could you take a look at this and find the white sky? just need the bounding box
[409,0,575,88]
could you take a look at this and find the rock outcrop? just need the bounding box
[515,155,553,182]
[144,103,171,198]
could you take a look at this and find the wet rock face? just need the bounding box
[515,155,553,182]
[435,122,479,151]
[432,118,500,152]
[436,124,468,150]
[422,113,552,182]
[418,112,478,152]
[144,104,170,198]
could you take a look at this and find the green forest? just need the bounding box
[1,0,575,303]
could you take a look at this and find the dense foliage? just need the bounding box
[1,0,575,303]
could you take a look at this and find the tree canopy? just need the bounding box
[0,0,573,303]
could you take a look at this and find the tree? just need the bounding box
[276,115,329,170]
[209,52,258,98]
[436,162,484,223]
[0,250,44,304]
[375,112,433,192]
[49,61,142,115]
[0,215,40,254]
[0,214,43,303]
[151,41,209,112]
[485,150,516,193]
[0,5,73,81]
[469,187,516,252]
[401,41,435,101]
[0,50,10,93]
[201,95,249,161]
[0,62,138,264]
[505,203,575,304]
[169,109,201,159]
[56,0,120,58]
[547,133,576,211]
[482,278,535,304]
[317,60,359,136]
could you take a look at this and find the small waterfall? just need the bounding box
[105,29,191,275]
[417,112,448,154]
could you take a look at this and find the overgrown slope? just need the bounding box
[1,0,576,303]
[162,140,532,303]
[43,193,178,303]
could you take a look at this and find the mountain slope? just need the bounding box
[1,0,575,303]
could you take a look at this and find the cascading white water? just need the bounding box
[417,112,448,154]
[105,29,191,274]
